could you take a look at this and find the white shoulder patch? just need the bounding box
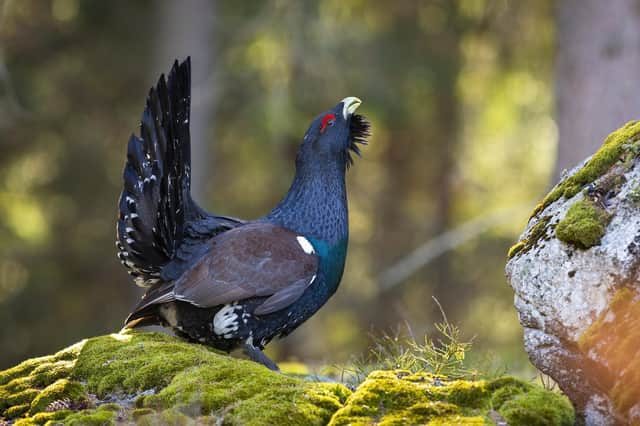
[296,236,315,255]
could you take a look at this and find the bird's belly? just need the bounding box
[167,285,335,352]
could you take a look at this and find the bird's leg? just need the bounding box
[243,342,280,371]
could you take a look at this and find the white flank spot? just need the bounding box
[213,304,239,337]
[125,196,135,205]
[125,238,135,245]
[125,227,134,234]
[296,236,315,255]
[130,213,139,219]
[159,304,178,327]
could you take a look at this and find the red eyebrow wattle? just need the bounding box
[320,113,336,133]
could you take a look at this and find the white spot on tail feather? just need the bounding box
[296,236,315,255]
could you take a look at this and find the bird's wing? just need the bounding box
[130,223,319,316]
[116,58,243,287]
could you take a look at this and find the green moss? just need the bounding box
[532,120,640,217]
[507,216,552,259]
[409,401,459,416]
[62,407,118,425]
[132,407,155,419]
[499,388,574,426]
[29,379,87,415]
[629,184,640,204]
[25,409,73,425]
[491,385,525,410]
[328,371,571,426]
[578,288,640,419]
[507,241,526,259]
[0,332,575,425]
[555,200,609,249]
[5,403,30,418]
[0,331,351,425]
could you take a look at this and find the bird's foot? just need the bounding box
[243,342,280,371]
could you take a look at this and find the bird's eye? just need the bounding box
[320,113,337,134]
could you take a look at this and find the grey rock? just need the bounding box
[506,141,640,425]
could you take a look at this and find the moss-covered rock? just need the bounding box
[329,370,573,425]
[507,119,640,424]
[0,331,348,425]
[555,199,609,249]
[0,331,573,425]
[532,120,640,217]
[507,215,552,259]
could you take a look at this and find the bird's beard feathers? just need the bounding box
[346,114,371,167]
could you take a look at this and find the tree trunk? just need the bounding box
[555,0,640,179]
[154,0,216,202]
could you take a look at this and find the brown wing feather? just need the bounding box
[170,222,318,310]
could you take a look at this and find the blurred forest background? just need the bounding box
[1,0,637,373]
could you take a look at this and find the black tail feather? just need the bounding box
[116,58,193,287]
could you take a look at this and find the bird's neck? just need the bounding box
[265,163,348,245]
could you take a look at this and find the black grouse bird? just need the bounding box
[117,58,370,370]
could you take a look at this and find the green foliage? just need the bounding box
[555,200,609,249]
[350,301,474,384]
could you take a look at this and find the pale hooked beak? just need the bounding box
[341,96,362,120]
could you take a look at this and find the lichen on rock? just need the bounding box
[0,331,573,425]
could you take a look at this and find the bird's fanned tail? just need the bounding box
[116,58,241,288]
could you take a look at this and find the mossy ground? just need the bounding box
[329,371,573,426]
[0,331,574,425]
[555,199,609,249]
[579,287,640,421]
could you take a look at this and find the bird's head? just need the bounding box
[297,97,370,170]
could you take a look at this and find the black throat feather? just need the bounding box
[346,114,371,167]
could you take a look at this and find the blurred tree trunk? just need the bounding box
[154,0,216,202]
[130,1,216,307]
[555,0,640,179]
[368,2,462,329]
